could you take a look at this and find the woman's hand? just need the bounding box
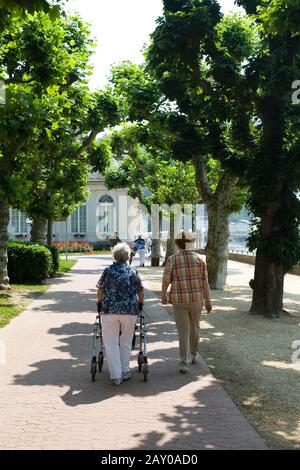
[205,300,212,313]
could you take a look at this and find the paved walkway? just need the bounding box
[0,256,268,450]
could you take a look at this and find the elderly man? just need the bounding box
[162,230,212,374]
[96,243,144,385]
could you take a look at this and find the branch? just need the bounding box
[190,59,214,97]
[4,76,34,85]
[59,72,80,93]
[74,129,98,159]
[192,156,214,204]
[215,171,239,204]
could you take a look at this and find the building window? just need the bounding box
[71,204,87,234]
[98,195,114,234]
[11,209,27,234]
[99,195,114,204]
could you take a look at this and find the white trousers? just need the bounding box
[138,249,145,266]
[102,314,137,380]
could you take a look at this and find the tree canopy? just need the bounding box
[147,0,300,314]
[0,9,119,285]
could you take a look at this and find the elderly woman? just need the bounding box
[162,230,212,374]
[96,243,144,385]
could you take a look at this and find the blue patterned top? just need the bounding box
[96,263,144,315]
[134,238,146,250]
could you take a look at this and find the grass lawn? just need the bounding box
[0,292,20,328]
[0,283,48,328]
[58,259,77,274]
[60,251,111,256]
[0,259,77,328]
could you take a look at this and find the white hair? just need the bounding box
[113,242,130,263]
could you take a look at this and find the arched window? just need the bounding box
[99,195,114,204]
[98,194,114,234]
[71,202,87,234]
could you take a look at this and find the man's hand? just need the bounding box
[161,294,168,305]
[205,300,212,313]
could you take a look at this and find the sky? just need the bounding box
[66,0,241,90]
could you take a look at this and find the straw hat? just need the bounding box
[175,230,196,243]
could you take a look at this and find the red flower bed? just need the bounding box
[54,241,92,253]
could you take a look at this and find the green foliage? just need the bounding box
[146,159,199,206]
[0,12,92,206]
[86,89,120,131]
[215,14,260,60]
[0,1,64,20]
[88,139,112,173]
[109,61,163,121]
[46,244,59,275]
[104,121,200,210]
[147,0,300,273]
[0,8,122,287]
[0,10,120,227]
[259,0,300,36]
[7,242,52,283]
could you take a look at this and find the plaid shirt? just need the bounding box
[163,250,208,304]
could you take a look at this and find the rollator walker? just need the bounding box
[90,305,149,382]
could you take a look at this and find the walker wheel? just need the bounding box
[137,352,143,371]
[132,331,136,350]
[91,357,97,382]
[98,351,104,372]
[142,362,148,382]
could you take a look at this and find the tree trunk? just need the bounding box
[151,239,160,266]
[0,196,10,289]
[192,158,238,290]
[47,218,53,246]
[193,165,237,290]
[31,216,46,243]
[205,203,230,290]
[250,248,284,317]
[250,193,285,317]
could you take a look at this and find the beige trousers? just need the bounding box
[173,301,203,364]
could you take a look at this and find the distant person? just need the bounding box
[96,243,144,385]
[161,230,212,374]
[134,234,146,267]
[129,240,137,265]
[109,232,121,250]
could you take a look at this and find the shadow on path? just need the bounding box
[13,317,208,407]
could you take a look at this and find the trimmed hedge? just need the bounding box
[92,241,110,251]
[8,242,52,283]
[46,245,60,276]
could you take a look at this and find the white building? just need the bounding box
[8,173,150,246]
